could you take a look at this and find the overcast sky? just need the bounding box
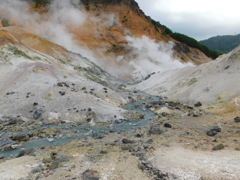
[135,0,240,41]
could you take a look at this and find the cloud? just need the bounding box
[135,0,240,40]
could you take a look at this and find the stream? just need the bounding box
[0,94,161,158]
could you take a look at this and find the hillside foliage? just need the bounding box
[149,18,223,59]
[200,34,240,54]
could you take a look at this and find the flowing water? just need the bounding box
[0,94,161,158]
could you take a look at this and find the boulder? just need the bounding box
[234,117,240,123]
[149,126,163,134]
[82,169,100,180]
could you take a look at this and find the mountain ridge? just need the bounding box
[200,34,240,53]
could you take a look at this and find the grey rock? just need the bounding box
[17,149,26,158]
[207,130,217,136]
[11,133,29,141]
[211,126,221,132]
[122,138,133,144]
[59,91,65,96]
[31,166,42,174]
[234,117,240,123]
[54,153,69,163]
[33,109,43,120]
[149,126,163,134]
[82,169,100,180]
[212,144,224,151]
[194,102,202,107]
[0,135,13,147]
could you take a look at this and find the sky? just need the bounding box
[135,0,240,41]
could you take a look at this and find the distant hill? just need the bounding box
[200,34,240,54]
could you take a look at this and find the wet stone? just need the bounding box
[16,148,26,158]
[0,135,13,147]
[10,133,29,141]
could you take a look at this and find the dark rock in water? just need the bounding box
[194,102,202,107]
[211,126,221,132]
[212,144,224,151]
[149,126,163,134]
[0,135,13,147]
[17,149,26,158]
[164,123,172,128]
[158,101,165,106]
[234,117,240,123]
[0,155,4,159]
[10,133,29,141]
[82,169,100,180]
[33,109,43,119]
[207,130,217,136]
[53,153,69,163]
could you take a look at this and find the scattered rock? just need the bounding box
[59,91,65,96]
[234,117,240,123]
[10,133,29,141]
[82,169,100,180]
[53,152,69,163]
[212,144,224,151]
[207,130,218,136]
[122,138,133,144]
[149,126,163,134]
[164,123,172,128]
[33,102,38,106]
[146,139,153,144]
[210,126,221,132]
[16,148,26,157]
[194,102,202,107]
[33,109,43,120]
[43,156,53,163]
[0,135,13,147]
[162,112,169,117]
[31,166,42,174]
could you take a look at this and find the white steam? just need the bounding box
[0,0,86,53]
[0,0,192,79]
[123,36,193,78]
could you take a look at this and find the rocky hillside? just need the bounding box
[0,0,212,79]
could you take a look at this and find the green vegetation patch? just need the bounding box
[147,17,223,59]
[187,78,198,86]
